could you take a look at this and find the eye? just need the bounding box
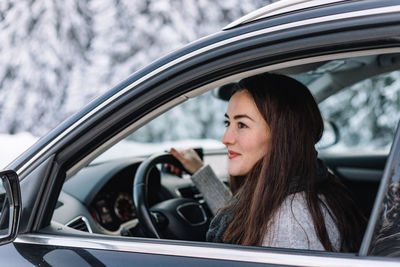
[238,122,248,129]
[224,120,230,127]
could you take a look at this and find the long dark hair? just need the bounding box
[221,73,366,251]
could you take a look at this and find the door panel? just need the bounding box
[11,242,281,267]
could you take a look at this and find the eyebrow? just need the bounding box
[224,113,255,121]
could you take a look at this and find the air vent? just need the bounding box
[66,216,92,233]
[177,186,202,200]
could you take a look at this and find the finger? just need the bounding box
[173,166,181,176]
[170,165,176,173]
[170,165,181,176]
[170,148,185,162]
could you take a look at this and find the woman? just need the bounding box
[171,73,366,252]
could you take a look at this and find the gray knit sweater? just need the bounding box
[190,165,340,251]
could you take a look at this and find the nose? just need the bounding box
[222,126,234,146]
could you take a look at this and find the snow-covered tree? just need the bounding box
[0,0,94,134]
[0,0,267,136]
[1,0,398,153]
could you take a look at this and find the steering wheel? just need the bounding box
[133,153,209,241]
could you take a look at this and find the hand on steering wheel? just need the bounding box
[169,148,203,175]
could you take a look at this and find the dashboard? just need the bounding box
[52,157,199,235]
[91,190,136,231]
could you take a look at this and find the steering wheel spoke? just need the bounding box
[150,211,168,229]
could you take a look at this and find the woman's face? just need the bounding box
[222,90,271,176]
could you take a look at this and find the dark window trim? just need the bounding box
[359,122,400,255]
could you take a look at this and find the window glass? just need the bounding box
[318,70,400,153]
[365,120,400,257]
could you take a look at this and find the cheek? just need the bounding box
[244,134,270,158]
[258,138,270,156]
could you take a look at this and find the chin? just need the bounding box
[228,169,238,176]
[228,168,247,177]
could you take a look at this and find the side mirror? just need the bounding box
[317,121,340,150]
[0,170,21,245]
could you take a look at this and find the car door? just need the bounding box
[7,120,400,267]
[2,1,400,266]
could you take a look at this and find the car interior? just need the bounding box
[50,52,400,251]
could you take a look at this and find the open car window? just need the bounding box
[93,91,227,164]
[52,52,400,258]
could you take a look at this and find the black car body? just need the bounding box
[1,0,400,265]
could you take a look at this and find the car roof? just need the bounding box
[223,0,348,30]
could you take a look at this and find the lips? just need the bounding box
[228,150,240,159]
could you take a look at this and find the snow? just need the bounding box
[0,131,225,170]
[0,133,38,169]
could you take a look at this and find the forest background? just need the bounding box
[0,0,398,167]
